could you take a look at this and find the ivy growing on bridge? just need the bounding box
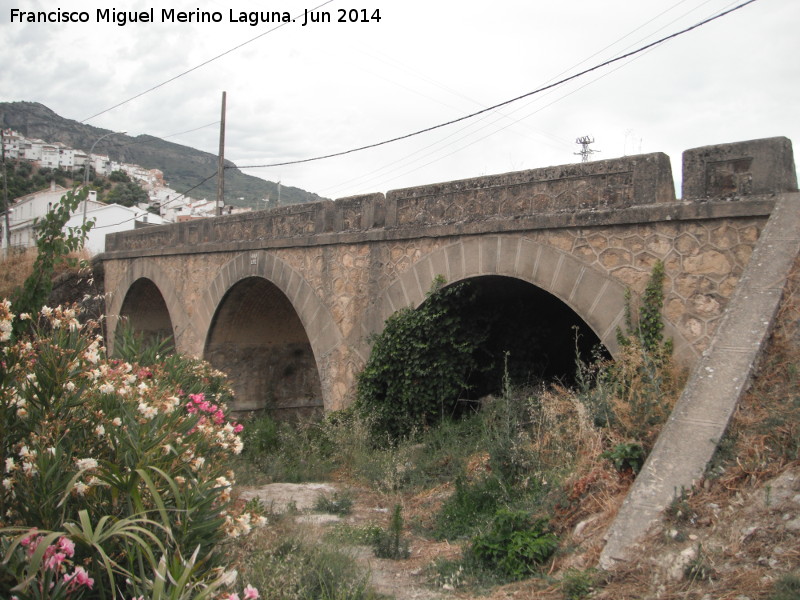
[354,276,490,443]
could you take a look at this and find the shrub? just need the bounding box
[432,476,505,540]
[0,303,264,599]
[372,504,410,560]
[468,509,558,580]
[314,491,354,516]
[355,276,489,442]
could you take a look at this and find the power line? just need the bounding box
[88,0,760,231]
[233,0,759,171]
[319,1,701,197]
[117,121,221,149]
[80,0,336,123]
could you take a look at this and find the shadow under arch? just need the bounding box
[197,251,343,415]
[360,236,695,367]
[106,260,183,356]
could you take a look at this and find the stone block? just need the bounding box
[460,238,481,278]
[427,249,449,282]
[498,236,521,276]
[682,137,797,199]
[479,236,500,275]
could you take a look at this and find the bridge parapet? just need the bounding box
[384,152,674,228]
[682,136,797,199]
[105,137,795,256]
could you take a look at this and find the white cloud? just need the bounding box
[1,0,797,198]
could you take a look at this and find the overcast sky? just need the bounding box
[1,0,797,200]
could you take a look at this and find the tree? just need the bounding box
[10,187,93,336]
[106,180,148,207]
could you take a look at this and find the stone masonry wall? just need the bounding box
[102,137,795,412]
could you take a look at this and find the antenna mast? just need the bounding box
[575,135,599,162]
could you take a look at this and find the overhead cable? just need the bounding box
[233,0,759,171]
[80,0,336,123]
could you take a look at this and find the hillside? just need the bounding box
[0,101,326,207]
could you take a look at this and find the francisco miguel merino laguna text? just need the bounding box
[9,7,381,27]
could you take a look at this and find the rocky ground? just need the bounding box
[236,459,798,600]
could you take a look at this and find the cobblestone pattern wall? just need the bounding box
[103,215,767,412]
[103,138,794,411]
[523,219,765,354]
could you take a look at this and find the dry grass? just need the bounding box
[0,247,93,301]
[590,255,800,600]
[0,247,38,299]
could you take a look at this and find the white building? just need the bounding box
[65,204,166,254]
[1,129,22,159]
[1,183,162,254]
[2,183,103,249]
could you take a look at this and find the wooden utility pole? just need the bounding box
[1,129,11,256]
[216,91,227,216]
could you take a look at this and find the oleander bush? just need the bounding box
[0,301,264,600]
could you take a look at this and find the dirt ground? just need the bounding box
[239,483,456,600]
[237,462,799,600]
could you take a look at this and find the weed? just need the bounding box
[769,572,800,600]
[431,559,469,590]
[373,504,410,560]
[325,524,383,546]
[468,509,558,581]
[665,487,697,525]
[432,476,505,540]
[237,535,377,600]
[684,544,714,582]
[601,442,645,474]
[314,490,354,516]
[560,568,599,599]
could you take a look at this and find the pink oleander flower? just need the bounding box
[213,410,225,425]
[233,423,244,434]
[44,550,67,571]
[190,393,205,404]
[243,584,260,599]
[64,566,94,589]
[57,536,75,558]
[20,530,40,555]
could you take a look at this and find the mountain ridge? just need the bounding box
[0,101,326,207]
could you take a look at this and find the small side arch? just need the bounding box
[196,251,343,412]
[106,260,184,356]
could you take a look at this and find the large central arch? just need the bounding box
[356,236,694,367]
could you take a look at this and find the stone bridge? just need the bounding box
[101,137,797,416]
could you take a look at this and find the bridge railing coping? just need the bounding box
[681,136,797,200]
[105,137,795,253]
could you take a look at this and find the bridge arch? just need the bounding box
[106,259,184,356]
[361,236,693,365]
[197,251,343,414]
